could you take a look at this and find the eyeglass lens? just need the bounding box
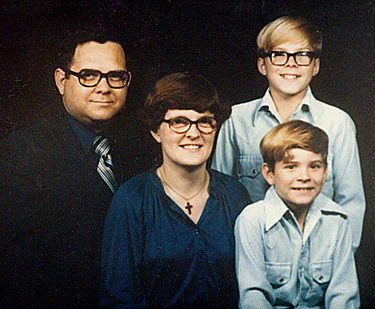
[168,117,217,133]
[76,69,130,88]
[270,51,314,66]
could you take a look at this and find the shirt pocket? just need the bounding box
[238,155,269,202]
[312,259,332,285]
[238,155,263,179]
[265,262,292,288]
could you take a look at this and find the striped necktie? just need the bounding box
[93,136,118,193]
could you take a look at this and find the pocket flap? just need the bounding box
[312,260,332,284]
[266,262,291,286]
[238,156,263,179]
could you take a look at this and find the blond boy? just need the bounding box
[235,120,360,308]
[212,16,365,249]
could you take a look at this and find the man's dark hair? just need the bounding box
[56,27,125,70]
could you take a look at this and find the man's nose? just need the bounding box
[95,77,112,92]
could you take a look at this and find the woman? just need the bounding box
[100,73,251,308]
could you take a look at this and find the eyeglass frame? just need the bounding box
[260,51,316,66]
[64,68,132,88]
[162,116,218,134]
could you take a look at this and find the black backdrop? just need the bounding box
[1,0,375,307]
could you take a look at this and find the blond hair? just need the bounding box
[257,16,322,56]
[260,120,328,172]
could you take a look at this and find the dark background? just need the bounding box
[1,0,374,307]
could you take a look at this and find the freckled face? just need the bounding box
[263,148,327,210]
[55,41,129,127]
[257,41,320,99]
[151,109,216,170]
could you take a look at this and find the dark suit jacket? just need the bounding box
[0,107,158,308]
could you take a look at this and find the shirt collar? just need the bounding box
[309,193,348,216]
[298,86,314,118]
[264,186,290,231]
[264,186,347,232]
[66,113,97,154]
[253,87,316,126]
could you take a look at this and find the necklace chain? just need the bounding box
[158,167,208,214]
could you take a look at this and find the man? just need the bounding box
[0,29,157,308]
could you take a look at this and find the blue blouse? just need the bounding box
[101,169,251,308]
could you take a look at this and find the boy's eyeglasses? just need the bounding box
[262,51,316,66]
[65,69,131,88]
[163,116,217,134]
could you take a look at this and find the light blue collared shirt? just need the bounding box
[235,186,360,309]
[212,88,365,249]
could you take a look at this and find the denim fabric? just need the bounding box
[212,87,365,249]
[235,187,360,309]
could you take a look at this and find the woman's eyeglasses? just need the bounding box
[163,116,217,134]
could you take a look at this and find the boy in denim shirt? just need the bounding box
[212,16,365,250]
[235,120,360,308]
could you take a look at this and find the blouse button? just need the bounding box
[319,275,324,281]
[279,278,284,283]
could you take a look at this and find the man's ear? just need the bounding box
[257,57,267,76]
[150,130,161,143]
[54,68,66,96]
[262,162,275,186]
[312,58,320,76]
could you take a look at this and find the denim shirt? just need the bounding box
[212,88,365,249]
[235,187,360,309]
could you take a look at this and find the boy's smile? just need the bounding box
[262,148,328,213]
[257,41,320,100]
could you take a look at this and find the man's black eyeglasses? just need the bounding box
[163,116,218,134]
[261,51,316,66]
[65,69,131,88]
